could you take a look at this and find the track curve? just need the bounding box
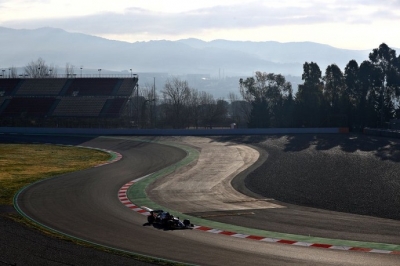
[13,135,400,265]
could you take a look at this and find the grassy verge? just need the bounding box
[0,144,110,205]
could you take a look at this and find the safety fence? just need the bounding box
[0,127,349,136]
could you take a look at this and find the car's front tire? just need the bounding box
[183,219,190,227]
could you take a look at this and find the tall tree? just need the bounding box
[359,60,381,127]
[344,60,360,128]
[295,62,324,127]
[265,73,292,127]
[239,71,291,128]
[215,99,229,126]
[323,64,346,126]
[187,88,200,129]
[344,60,360,105]
[324,64,345,110]
[24,58,56,78]
[248,97,270,128]
[161,78,191,128]
[302,61,322,87]
[281,89,295,127]
[369,43,400,126]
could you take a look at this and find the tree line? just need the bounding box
[134,78,232,129]
[141,43,399,130]
[238,43,400,129]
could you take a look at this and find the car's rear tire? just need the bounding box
[147,215,155,224]
[183,219,190,226]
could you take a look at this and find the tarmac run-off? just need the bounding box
[147,137,284,213]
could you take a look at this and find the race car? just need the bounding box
[143,207,193,229]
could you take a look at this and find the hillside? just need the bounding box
[0,27,377,77]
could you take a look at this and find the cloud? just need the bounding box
[1,0,399,37]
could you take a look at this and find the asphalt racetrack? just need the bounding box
[4,134,400,265]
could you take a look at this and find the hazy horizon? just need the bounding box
[1,1,399,50]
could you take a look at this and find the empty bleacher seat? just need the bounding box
[101,98,128,117]
[0,97,6,108]
[0,78,135,125]
[65,78,119,96]
[0,79,21,96]
[52,97,107,117]
[116,78,136,96]
[16,79,67,95]
[1,97,56,117]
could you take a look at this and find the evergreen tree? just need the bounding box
[295,62,324,127]
[323,64,346,126]
[344,60,360,128]
[369,43,400,126]
[358,60,381,128]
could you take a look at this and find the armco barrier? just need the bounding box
[0,127,348,136]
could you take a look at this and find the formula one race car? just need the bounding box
[143,207,193,229]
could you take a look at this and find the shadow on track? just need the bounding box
[213,134,400,162]
[142,223,194,231]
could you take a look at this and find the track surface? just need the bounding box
[8,134,400,265]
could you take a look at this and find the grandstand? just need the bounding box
[0,76,138,128]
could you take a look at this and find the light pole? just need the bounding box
[80,67,83,78]
[137,83,139,127]
[98,69,101,77]
[130,68,132,77]
[8,68,10,78]
[49,69,52,78]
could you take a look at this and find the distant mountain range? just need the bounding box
[0,26,386,77]
[0,27,397,98]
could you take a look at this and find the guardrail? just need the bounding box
[0,127,349,136]
[364,128,400,138]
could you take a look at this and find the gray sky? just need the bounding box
[1,0,399,49]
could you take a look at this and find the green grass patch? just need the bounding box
[0,144,110,206]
